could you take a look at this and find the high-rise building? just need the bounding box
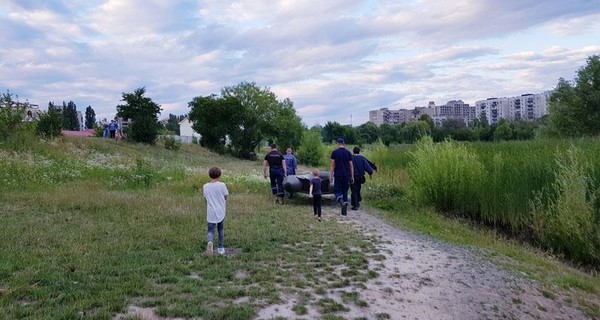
[475,91,551,124]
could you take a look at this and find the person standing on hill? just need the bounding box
[263,144,287,204]
[330,138,354,216]
[108,120,117,139]
[202,167,229,256]
[351,147,373,210]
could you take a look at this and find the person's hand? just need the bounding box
[309,194,313,198]
[351,177,355,184]
[263,173,267,179]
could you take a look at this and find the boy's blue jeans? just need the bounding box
[207,219,224,248]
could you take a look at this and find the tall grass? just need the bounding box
[400,137,600,265]
[407,137,484,216]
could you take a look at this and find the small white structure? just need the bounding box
[178,117,201,144]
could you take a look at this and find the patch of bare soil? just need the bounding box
[256,205,591,320]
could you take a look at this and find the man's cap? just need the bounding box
[336,137,345,144]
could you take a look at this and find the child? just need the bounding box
[308,169,322,221]
[203,167,229,256]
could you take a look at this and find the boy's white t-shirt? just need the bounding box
[203,181,229,223]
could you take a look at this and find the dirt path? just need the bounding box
[257,205,590,320]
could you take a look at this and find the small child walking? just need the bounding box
[202,167,229,256]
[308,169,322,221]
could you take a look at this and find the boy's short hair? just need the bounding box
[208,167,222,179]
[312,169,319,176]
[353,147,360,154]
[270,143,277,149]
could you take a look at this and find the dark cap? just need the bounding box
[336,137,345,144]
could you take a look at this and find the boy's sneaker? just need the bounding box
[206,241,213,256]
[317,217,322,222]
[217,247,225,255]
[341,203,348,216]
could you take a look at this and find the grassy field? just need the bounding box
[1,136,599,319]
[0,138,381,319]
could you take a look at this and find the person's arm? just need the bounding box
[349,160,355,184]
[282,159,287,176]
[262,160,268,179]
[309,183,313,198]
[365,158,373,176]
[329,159,335,182]
[224,195,228,200]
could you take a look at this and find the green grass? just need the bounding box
[0,137,378,319]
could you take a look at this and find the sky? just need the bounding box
[1,0,599,126]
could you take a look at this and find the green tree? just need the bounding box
[188,94,242,150]
[269,98,304,150]
[547,55,600,137]
[221,82,303,158]
[36,108,63,138]
[0,90,25,140]
[378,123,399,146]
[419,114,435,133]
[85,106,96,129]
[164,113,185,135]
[296,129,325,166]
[356,122,379,145]
[322,121,357,144]
[493,118,514,141]
[62,101,79,130]
[403,120,431,143]
[116,87,162,144]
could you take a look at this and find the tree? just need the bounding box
[189,94,242,150]
[321,121,358,144]
[378,123,399,146]
[493,118,514,141]
[85,106,96,129]
[0,90,25,140]
[116,87,162,144]
[221,82,303,158]
[36,108,63,138]
[547,55,600,137]
[403,120,431,143]
[62,101,79,130]
[356,122,379,145]
[164,113,185,135]
[296,129,325,166]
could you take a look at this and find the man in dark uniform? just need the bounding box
[330,138,354,215]
[263,144,287,204]
[351,147,373,210]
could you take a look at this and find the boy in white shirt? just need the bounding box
[203,167,229,256]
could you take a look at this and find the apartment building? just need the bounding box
[369,100,473,127]
[475,91,551,125]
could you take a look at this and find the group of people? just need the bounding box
[200,139,374,256]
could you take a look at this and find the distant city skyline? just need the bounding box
[1,1,599,126]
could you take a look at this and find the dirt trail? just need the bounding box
[257,205,590,320]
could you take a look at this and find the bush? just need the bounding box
[128,114,159,144]
[296,130,325,167]
[36,109,63,138]
[0,106,24,141]
[162,136,181,151]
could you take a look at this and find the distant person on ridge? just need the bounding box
[263,144,287,204]
[330,138,354,216]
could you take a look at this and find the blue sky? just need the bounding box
[1,0,599,126]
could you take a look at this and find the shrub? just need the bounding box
[0,105,24,141]
[162,136,181,151]
[530,146,600,264]
[296,130,325,167]
[36,109,63,138]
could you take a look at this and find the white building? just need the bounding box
[178,117,201,144]
[475,91,551,125]
[369,106,435,126]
